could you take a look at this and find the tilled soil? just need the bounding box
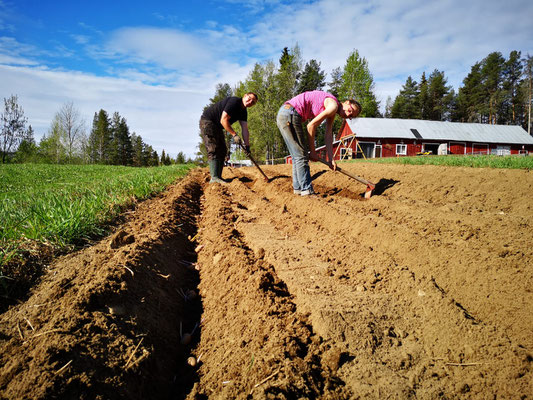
[1,162,532,399]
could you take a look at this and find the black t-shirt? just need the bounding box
[201,96,247,128]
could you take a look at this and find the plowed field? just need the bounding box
[1,162,532,399]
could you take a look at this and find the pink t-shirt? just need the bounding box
[287,91,341,121]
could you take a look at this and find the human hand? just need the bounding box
[232,135,242,145]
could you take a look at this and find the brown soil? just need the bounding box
[1,163,532,399]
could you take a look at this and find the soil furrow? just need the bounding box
[223,164,533,398]
[1,162,532,399]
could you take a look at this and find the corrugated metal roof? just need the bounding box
[345,118,533,145]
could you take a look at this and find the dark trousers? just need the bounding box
[200,119,227,161]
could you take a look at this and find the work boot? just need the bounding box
[218,159,225,180]
[208,159,225,184]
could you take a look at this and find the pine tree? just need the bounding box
[456,62,484,122]
[88,109,112,163]
[328,67,343,99]
[427,69,453,121]
[419,72,430,119]
[110,112,133,166]
[339,50,380,117]
[390,76,419,119]
[502,50,523,125]
[176,151,186,164]
[276,45,302,103]
[523,54,533,134]
[297,59,326,93]
[481,52,506,124]
[14,125,37,163]
[131,133,145,167]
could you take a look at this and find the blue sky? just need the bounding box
[1,0,532,158]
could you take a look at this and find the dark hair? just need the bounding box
[347,99,362,114]
[246,92,259,101]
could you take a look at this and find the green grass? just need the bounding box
[0,163,195,267]
[340,154,533,169]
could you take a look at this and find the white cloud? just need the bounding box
[0,64,211,158]
[0,52,38,65]
[104,27,214,71]
[70,34,90,45]
[2,0,533,159]
[248,0,533,91]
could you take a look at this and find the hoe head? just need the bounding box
[364,184,375,199]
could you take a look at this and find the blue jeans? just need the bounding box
[277,105,313,192]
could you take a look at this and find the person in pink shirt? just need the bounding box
[277,90,362,196]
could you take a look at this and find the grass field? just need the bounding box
[343,154,533,169]
[0,163,194,269]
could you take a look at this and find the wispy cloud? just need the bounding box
[1,0,532,158]
[246,0,533,100]
[0,36,41,65]
[70,34,90,45]
[0,64,210,156]
[104,27,213,71]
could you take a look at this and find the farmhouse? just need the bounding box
[315,118,533,160]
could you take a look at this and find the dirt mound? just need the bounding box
[1,162,532,399]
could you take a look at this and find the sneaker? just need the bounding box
[209,177,226,184]
[293,189,301,195]
[300,188,316,196]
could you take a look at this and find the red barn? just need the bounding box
[314,118,533,160]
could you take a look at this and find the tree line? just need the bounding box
[199,47,533,163]
[197,46,381,163]
[1,98,188,166]
[4,48,531,165]
[386,51,533,128]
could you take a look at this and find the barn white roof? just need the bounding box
[345,118,533,145]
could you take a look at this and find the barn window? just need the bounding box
[340,147,353,159]
[396,144,407,155]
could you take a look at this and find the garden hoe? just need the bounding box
[317,159,375,199]
[238,142,270,182]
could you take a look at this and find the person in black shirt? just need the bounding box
[200,92,258,183]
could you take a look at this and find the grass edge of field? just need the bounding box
[0,164,197,286]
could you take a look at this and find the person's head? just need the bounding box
[242,92,258,108]
[339,99,362,119]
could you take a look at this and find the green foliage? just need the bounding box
[297,59,326,93]
[339,50,380,117]
[88,109,112,163]
[240,60,287,162]
[110,112,133,166]
[0,163,194,268]
[391,76,420,119]
[176,151,186,164]
[1,95,27,163]
[454,51,530,127]
[343,154,533,169]
[13,125,38,163]
[200,48,533,162]
[328,67,343,99]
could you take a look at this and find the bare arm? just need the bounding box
[306,98,338,168]
[239,121,250,146]
[220,111,237,136]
